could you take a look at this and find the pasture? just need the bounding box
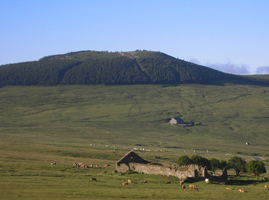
[0,83,269,199]
[0,141,268,200]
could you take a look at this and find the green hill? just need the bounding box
[1,84,269,156]
[1,50,268,86]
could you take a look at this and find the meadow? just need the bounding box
[0,83,269,199]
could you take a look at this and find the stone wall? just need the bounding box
[115,159,227,183]
[203,167,227,183]
[116,163,199,180]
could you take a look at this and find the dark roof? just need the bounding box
[117,150,150,164]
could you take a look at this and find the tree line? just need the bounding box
[177,155,266,179]
[1,51,268,86]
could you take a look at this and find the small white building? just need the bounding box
[169,117,184,125]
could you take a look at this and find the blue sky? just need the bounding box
[1,0,269,74]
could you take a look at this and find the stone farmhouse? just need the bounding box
[169,117,184,125]
[116,150,227,183]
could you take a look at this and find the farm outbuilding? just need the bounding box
[116,150,150,166]
[169,117,184,125]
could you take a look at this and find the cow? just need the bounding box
[140,180,147,183]
[127,180,132,184]
[104,164,111,167]
[50,162,56,165]
[74,163,82,167]
[80,164,86,168]
[90,178,97,181]
[264,185,268,189]
[165,181,171,184]
[95,164,99,168]
[182,185,185,190]
[189,185,198,190]
[89,164,93,168]
[180,181,184,186]
[239,189,247,193]
[263,177,267,182]
[226,187,234,190]
[122,181,128,186]
[205,179,210,184]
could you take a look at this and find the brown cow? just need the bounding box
[226,187,234,190]
[239,189,247,193]
[264,185,268,189]
[90,178,97,181]
[80,164,86,168]
[122,181,128,186]
[263,177,267,181]
[73,163,78,167]
[182,185,185,190]
[50,162,56,165]
[127,180,132,184]
[189,185,198,190]
[140,180,147,183]
[165,181,171,184]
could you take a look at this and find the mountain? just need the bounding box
[0,50,268,86]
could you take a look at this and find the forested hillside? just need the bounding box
[0,50,268,86]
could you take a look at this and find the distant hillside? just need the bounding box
[0,50,268,86]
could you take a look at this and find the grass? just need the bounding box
[0,84,268,155]
[0,83,269,199]
[0,139,268,199]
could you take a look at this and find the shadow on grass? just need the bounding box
[227,175,266,186]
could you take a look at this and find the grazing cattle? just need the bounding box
[127,180,132,184]
[50,162,56,165]
[80,164,88,168]
[89,164,93,168]
[75,163,81,167]
[165,181,171,184]
[264,185,268,189]
[73,163,79,167]
[189,185,198,190]
[263,177,267,182]
[95,164,99,168]
[122,181,128,186]
[226,187,234,190]
[80,164,86,168]
[90,178,97,181]
[140,180,147,183]
[219,182,226,185]
[205,179,210,184]
[104,164,111,167]
[239,189,247,193]
[182,185,185,190]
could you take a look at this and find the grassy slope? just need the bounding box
[0,83,268,155]
[0,83,269,199]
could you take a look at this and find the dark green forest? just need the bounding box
[0,50,268,86]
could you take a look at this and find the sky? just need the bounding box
[1,0,269,75]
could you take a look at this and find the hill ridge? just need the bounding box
[0,50,269,86]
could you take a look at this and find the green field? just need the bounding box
[0,83,269,199]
